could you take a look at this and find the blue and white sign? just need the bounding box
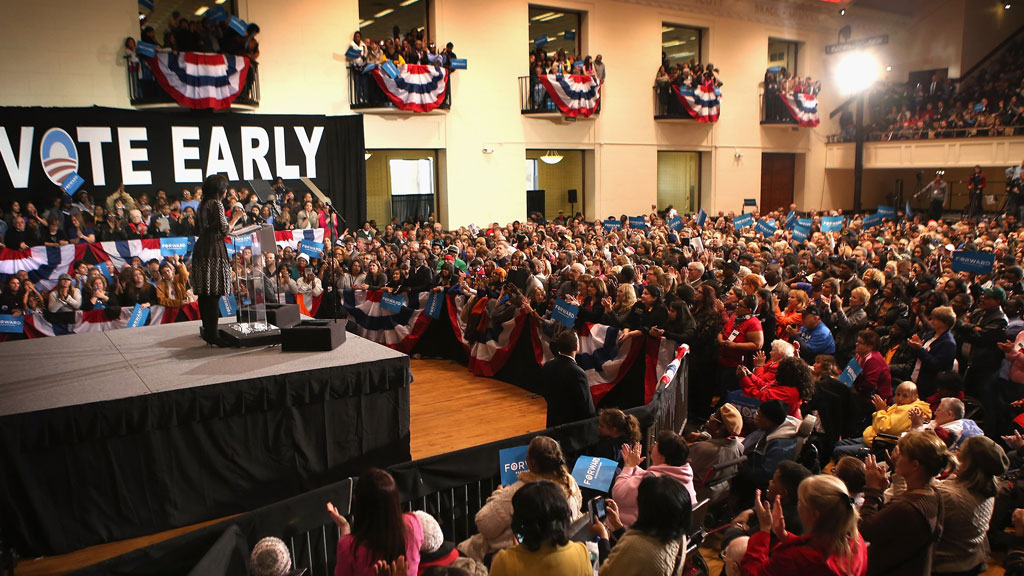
[204,6,228,22]
[755,219,777,237]
[127,304,149,328]
[534,35,549,47]
[628,216,647,230]
[450,58,468,70]
[726,389,762,423]
[60,172,85,197]
[821,216,844,233]
[499,445,530,486]
[228,15,248,36]
[733,213,754,229]
[180,200,199,213]
[425,291,444,319]
[798,218,813,227]
[785,210,797,229]
[838,357,863,387]
[138,0,154,11]
[571,456,618,493]
[0,314,24,334]
[669,216,683,232]
[792,224,811,243]
[877,205,896,219]
[219,295,238,317]
[97,262,112,280]
[135,41,158,59]
[381,61,399,79]
[952,250,996,274]
[362,62,377,74]
[603,219,622,232]
[551,299,579,329]
[564,30,576,41]
[381,292,406,313]
[862,213,883,229]
[345,45,363,60]
[160,237,189,257]
[696,208,707,227]
[298,239,324,260]
[743,198,758,207]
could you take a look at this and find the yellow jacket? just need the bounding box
[863,399,931,447]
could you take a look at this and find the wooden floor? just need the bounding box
[16,358,547,576]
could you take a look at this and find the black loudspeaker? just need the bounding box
[281,320,347,352]
[568,189,578,203]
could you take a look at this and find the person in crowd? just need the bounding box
[47,273,82,313]
[740,350,813,419]
[833,381,932,459]
[860,431,954,576]
[120,266,159,308]
[788,305,836,363]
[740,475,868,576]
[725,460,812,550]
[488,480,591,576]
[719,294,765,396]
[612,430,697,528]
[81,275,118,312]
[594,408,642,468]
[156,259,192,308]
[458,436,582,561]
[738,399,800,492]
[687,402,745,481]
[833,456,867,508]
[328,467,423,576]
[957,286,1010,437]
[542,330,595,428]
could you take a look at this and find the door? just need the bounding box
[760,153,795,212]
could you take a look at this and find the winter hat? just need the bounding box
[758,399,790,426]
[414,510,444,554]
[250,537,291,576]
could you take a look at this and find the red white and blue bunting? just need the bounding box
[538,74,602,118]
[371,64,450,113]
[672,82,721,123]
[147,51,251,110]
[778,92,821,127]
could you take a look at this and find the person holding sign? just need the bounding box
[543,331,596,428]
[156,259,193,308]
[193,174,243,347]
[611,430,697,529]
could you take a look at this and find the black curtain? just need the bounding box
[325,115,367,226]
[391,194,434,223]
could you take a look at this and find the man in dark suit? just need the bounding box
[543,330,595,427]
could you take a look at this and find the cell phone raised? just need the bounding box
[588,496,607,523]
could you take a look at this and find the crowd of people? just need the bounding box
[12,175,1024,573]
[654,54,722,116]
[346,27,459,71]
[762,67,822,123]
[525,47,606,112]
[845,35,1024,142]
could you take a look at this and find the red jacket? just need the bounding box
[741,530,868,576]
[740,365,802,418]
[853,351,892,401]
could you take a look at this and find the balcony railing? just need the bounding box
[760,92,798,125]
[653,85,698,120]
[828,124,1024,143]
[519,76,559,114]
[348,67,451,111]
[127,60,259,110]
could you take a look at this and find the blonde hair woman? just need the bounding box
[602,283,637,328]
[741,475,867,575]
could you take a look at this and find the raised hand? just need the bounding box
[620,442,646,469]
[326,502,351,536]
[753,489,772,533]
[864,454,889,492]
[752,350,766,367]
[771,495,787,540]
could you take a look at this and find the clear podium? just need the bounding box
[219,223,282,346]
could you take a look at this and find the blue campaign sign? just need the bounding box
[499,445,530,486]
[905,200,914,218]
[205,6,228,22]
[821,216,844,233]
[877,205,896,219]
[228,15,248,36]
[726,389,762,422]
[603,220,622,232]
[798,218,813,227]
[863,213,883,229]
[785,210,797,229]
[743,198,758,207]
[362,62,377,74]
[792,224,811,242]
[135,41,157,59]
[381,293,406,313]
[96,261,113,280]
[224,240,235,257]
[571,456,618,493]
[381,61,399,79]
[564,30,577,41]
[838,357,863,387]
[180,200,199,213]
[0,314,24,334]
[952,250,996,274]
[669,216,683,231]
[450,58,468,70]
[127,304,149,328]
[733,213,754,229]
[160,237,189,257]
[755,219,777,237]
[299,239,324,260]
[696,208,707,227]
[425,291,444,319]
[219,295,238,317]
[60,172,84,197]
[344,45,362,59]
[138,0,154,11]
[534,35,549,47]
[628,216,647,230]
[551,299,579,329]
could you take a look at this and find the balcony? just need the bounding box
[824,136,1024,170]
[348,67,451,113]
[653,85,702,120]
[760,92,796,126]
[518,76,599,120]
[127,60,259,111]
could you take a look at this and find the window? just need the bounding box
[358,0,429,48]
[657,152,701,214]
[529,6,581,64]
[388,158,434,196]
[526,159,539,190]
[661,24,701,69]
[768,38,799,75]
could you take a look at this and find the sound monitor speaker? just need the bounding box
[568,189,578,203]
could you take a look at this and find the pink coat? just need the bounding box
[611,463,697,528]
[335,513,422,576]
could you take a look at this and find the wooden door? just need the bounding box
[760,153,795,212]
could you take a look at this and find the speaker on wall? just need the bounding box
[568,189,578,203]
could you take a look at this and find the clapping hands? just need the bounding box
[620,442,645,469]
[864,454,890,492]
[752,489,787,540]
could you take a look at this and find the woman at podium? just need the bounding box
[193,174,242,347]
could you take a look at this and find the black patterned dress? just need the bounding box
[192,199,233,296]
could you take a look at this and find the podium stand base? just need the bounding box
[281,320,347,352]
[238,303,301,329]
[218,322,281,347]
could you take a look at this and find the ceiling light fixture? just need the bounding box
[839,8,846,15]
[538,13,564,21]
[540,151,563,165]
[374,8,394,17]
[662,26,675,32]
[531,11,556,21]
[194,6,209,16]
[1006,3,1012,9]
[399,0,420,5]
[886,65,892,72]
[365,152,373,160]
[215,0,226,3]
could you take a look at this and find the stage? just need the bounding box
[0,319,412,556]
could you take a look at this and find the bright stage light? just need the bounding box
[834,51,881,94]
